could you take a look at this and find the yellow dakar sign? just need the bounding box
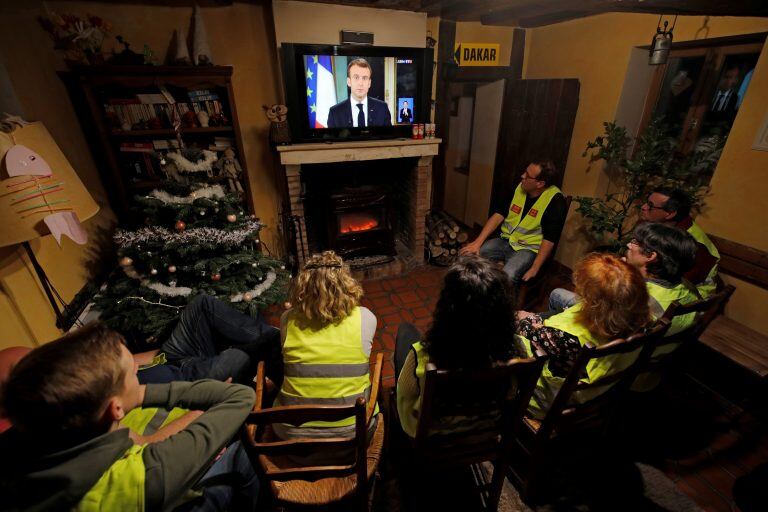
[453,43,501,66]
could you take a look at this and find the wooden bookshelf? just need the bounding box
[68,65,252,222]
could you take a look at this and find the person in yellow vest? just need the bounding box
[0,323,259,511]
[549,223,699,335]
[516,253,651,418]
[395,254,518,437]
[460,159,567,283]
[640,187,720,297]
[274,250,377,441]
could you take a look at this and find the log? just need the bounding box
[436,211,460,232]
[457,232,468,243]
[429,244,445,257]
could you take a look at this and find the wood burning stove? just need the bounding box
[326,185,395,259]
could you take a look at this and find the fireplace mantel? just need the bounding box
[276,138,441,165]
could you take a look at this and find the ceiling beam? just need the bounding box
[481,0,768,27]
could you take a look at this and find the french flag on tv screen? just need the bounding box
[305,55,336,128]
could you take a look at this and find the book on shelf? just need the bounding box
[119,141,154,153]
[104,90,226,131]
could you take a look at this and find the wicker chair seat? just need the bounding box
[258,413,385,506]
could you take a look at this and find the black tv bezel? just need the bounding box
[281,43,433,143]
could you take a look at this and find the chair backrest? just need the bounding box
[413,350,547,465]
[536,320,671,440]
[242,353,383,492]
[640,285,735,372]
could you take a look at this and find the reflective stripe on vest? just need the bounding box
[500,184,562,254]
[646,279,699,337]
[75,445,146,512]
[279,307,374,427]
[686,221,720,297]
[120,407,190,437]
[521,305,639,418]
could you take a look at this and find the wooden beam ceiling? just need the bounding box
[273,1,768,27]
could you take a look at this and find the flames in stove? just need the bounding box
[339,212,380,234]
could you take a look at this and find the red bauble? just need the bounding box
[211,272,222,281]
[175,220,186,232]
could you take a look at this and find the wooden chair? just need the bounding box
[516,195,573,310]
[634,284,736,385]
[505,320,671,503]
[390,350,547,511]
[242,353,384,511]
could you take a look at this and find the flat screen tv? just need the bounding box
[280,43,434,142]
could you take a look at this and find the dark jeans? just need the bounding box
[395,322,422,380]
[175,441,259,512]
[161,295,281,385]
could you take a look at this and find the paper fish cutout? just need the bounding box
[44,211,88,246]
[5,144,53,177]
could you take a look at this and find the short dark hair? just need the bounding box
[423,254,517,369]
[530,159,559,187]
[346,58,372,78]
[634,222,697,283]
[653,187,692,221]
[0,323,126,438]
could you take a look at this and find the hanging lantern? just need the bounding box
[649,15,677,66]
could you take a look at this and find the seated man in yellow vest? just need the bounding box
[0,323,259,511]
[640,187,720,297]
[460,159,567,283]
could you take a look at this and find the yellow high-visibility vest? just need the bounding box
[500,184,562,254]
[686,221,720,297]
[75,445,146,512]
[279,307,375,427]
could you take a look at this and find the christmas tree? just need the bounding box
[94,147,289,349]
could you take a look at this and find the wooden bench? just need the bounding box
[699,234,768,380]
[699,316,768,380]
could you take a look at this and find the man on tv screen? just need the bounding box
[399,101,413,124]
[328,58,392,128]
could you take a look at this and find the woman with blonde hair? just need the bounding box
[516,252,651,417]
[274,250,377,439]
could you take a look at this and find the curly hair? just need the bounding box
[574,253,651,341]
[288,251,363,325]
[423,254,517,369]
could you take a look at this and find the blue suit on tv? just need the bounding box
[327,97,392,128]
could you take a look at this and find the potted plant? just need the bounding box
[38,12,112,66]
[575,118,723,252]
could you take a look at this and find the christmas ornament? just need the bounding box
[175,220,186,232]
[150,268,158,275]
[119,256,133,267]
[149,185,225,205]
[211,272,221,281]
[227,214,237,223]
[199,210,206,216]
[168,265,177,273]
[251,262,258,267]
[243,292,253,302]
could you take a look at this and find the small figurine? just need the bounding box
[197,110,210,127]
[181,110,198,128]
[215,147,244,193]
[263,104,291,146]
[208,112,228,127]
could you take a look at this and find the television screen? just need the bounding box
[282,44,433,142]
[304,55,419,129]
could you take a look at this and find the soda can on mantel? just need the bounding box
[412,123,419,139]
[418,123,425,139]
[427,123,435,138]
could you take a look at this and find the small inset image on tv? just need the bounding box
[397,97,414,125]
[303,55,418,129]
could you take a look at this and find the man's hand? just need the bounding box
[521,266,539,282]
[459,240,482,255]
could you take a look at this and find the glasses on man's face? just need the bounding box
[522,170,541,182]
[644,200,666,211]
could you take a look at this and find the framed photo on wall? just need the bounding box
[753,109,768,151]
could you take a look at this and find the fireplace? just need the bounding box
[328,185,395,260]
[276,139,439,278]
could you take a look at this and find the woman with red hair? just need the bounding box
[516,252,651,417]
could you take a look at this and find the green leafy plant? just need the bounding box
[575,118,723,252]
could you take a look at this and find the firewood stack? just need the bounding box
[425,210,469,266]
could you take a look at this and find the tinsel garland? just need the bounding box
[123,265,193,296]
[230,271,278,302]
[165,150,218,173]
[115,221,263,249]
[148,185,226,204]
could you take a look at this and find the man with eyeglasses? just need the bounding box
[640,187,720,297]
[460,160,567,283]
[327,58,392,128]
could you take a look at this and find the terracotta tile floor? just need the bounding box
[267,264,768,510]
